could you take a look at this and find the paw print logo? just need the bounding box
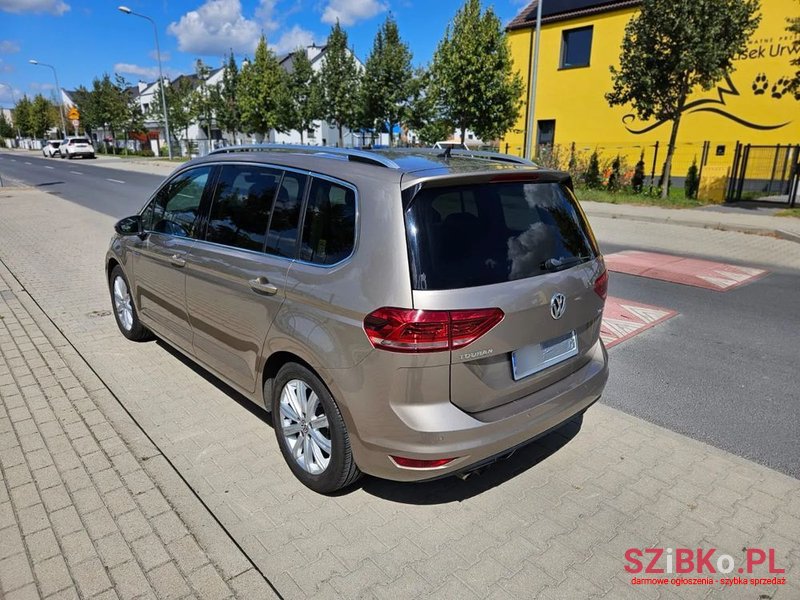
[771,76,791,99]
[752,73,769,95]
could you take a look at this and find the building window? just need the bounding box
[560,26,593,69]
[537,120,556,147]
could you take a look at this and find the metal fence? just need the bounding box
[726,144,800,206]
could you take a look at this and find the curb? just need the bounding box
[584,211,800,245]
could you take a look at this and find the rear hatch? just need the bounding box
[404,173,607,414]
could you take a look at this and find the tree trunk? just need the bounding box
[460,126,466,144]
[338,123,344,148]
[388,122,394,147]
[660,113,683,198]
[300,128,304,145]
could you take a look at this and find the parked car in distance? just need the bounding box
[59,137,95,159]
[42,140,61,157]
[106,145,609,493]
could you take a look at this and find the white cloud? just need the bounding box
[114,63,181,81]
[0,58,13,73]
[30,82,55,91]
[0,83,20,101]
[255,0,280,33]
[148,50,171,63]
[0,0,69,15]
[0,40,20,54]
[321,0,387,26]
[168,0,260,56]
[271,25,315,55]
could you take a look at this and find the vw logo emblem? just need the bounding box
[550,293,566,320]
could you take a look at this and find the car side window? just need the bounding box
[205,165,281,252]
[265,171,307,258]
[299,178,356,265]
[141,167,211,238]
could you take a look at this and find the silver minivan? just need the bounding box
[106,145,609,493]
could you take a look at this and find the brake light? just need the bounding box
[594,269,608,300]
[390,456,457,469]
[363,307,504,353]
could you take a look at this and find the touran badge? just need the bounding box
[550,293,566,320]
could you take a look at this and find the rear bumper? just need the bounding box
[324,339,608,482]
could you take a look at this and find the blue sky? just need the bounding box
[0,0,529,105]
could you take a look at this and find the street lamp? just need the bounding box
[117,5,173,159]
[524,0,543,161]
[28,59,67,136]
[0,83,23,140]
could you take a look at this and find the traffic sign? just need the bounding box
[67,107,80,120]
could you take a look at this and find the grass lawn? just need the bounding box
[775,208,800,218]
[574,186,708,208]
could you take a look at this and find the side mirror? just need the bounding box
[114,215,144,237]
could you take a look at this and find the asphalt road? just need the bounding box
[0,151,164,217]
[2,151,798,478]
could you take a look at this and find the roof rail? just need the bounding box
[380,147,537,166]
[207,144,400,169]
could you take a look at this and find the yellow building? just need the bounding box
[501,0,800,181]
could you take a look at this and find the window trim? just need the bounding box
[559,25,593,70]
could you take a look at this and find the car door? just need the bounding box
[130,165,214,352]
[184,164,307,393]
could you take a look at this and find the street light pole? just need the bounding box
[0,83,22,140]
[524,0,543,161]
[28,60,67,136]
[118,6,173,159]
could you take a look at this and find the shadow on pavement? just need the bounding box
[155,338,584,503]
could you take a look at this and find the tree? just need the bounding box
[320,22,361,147]
[606,0,761,198]
[13,95,33,138]
[405,68,452,145]
[148,76,197,156]
[685,159,700,198]
[607,155,622,192]
[71,86,96,138]
[632,152,646,193]
[283,49,323,144]
[238,35,287,140]
[30,94,56,138]
[583,151,602,189]
[362,15,413,146]
[0,111,15,138]
[430,0,523,144]
[212,52,242,143]
[190,59,214,143]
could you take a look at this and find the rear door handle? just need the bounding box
[169,254,186,268]
[249,277,278,295]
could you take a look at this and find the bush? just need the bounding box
[583,151,602,189]
[685,159,699,199]
[632,152,645,193]
[607,155,622,192]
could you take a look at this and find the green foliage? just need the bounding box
[283,50,323,144]
[607,155,622,192]
[430,0,523,143]
[685,159,700,198]
[0,111,13,138]
[211,52,242,141]
[320,22,362,146]
[632,152,646,193]
[30,94,56,138]
[583,151,602,189]
[148,75,197,153]
[13,95,33,138]
[190,60,214,139]
[238,35,288,138]
[606,0,761,197]
[404,68,452,145]
[362,15,413,145]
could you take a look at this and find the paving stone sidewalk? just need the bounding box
[0,261,278,599]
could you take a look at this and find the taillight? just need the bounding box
[390,456,457,469]
[363,307,504,353]
[594,269,608,300]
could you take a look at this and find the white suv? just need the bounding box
[42,140,62,157]
[59,137,95,159]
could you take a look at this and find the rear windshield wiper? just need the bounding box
[540,255,593,272]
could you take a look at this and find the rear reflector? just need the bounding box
[390,456,457,469]
[363,307,504,353]
[594,269,608,300]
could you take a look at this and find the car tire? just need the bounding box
[271,363,361,493]
[109,266,151,342]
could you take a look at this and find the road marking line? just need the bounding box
[69,171,83,175]
[24,161,32,165]
[45,166,54,170]
[106,178,125,184]
[601,297,678,348]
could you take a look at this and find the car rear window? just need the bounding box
[405,181,598,290]
[72,138,90,144]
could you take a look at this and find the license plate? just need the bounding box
[511,331,578,381]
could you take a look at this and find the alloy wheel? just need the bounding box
[279,379,332,475]
[113,276,133,332]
